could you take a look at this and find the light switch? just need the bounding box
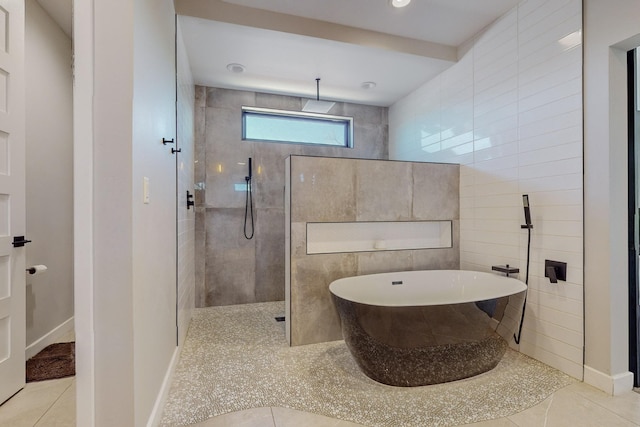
[143,177,150,204]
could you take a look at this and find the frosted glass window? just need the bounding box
[242,106,353,147]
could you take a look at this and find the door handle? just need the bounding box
[12,236,32,247]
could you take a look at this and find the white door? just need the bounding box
[0,0,26,405]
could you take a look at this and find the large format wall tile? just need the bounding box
[254,142,304,210]
[290,253,358,344]
[356,251,413,275]
[412,247,460,271]
[287,156,460,346]
[197,87,388,307]
[355,159,412,221]
[255,92,303,110]
[205,208,256,306]
[290,156,357,223]
[290,222,308,258]
[353,123,388,159]
[412,163,460,220]
[194,208,206,308]
[255,208,285,302]
[206,87,255,109]
[205,107,253,209]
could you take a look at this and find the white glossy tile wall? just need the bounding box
[389,0,583,379]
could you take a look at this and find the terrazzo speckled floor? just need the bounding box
[160,302,574,427]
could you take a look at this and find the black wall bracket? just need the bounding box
[171,148,182,154]
[186,190,194,210]
[544,259,567,283]
[162,138,174,145]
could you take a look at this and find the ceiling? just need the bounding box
[179,16,455,107]
[221,0,519,47]
[36,0,72,38]
[35,0,521,107]
[177,0,520,106]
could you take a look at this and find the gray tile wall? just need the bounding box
[195,86,388,307]
[288,156,460,346]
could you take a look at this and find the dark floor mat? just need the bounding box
[26,342,75,382]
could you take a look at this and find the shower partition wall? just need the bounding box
[285,155,460,346]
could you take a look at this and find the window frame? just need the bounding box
[241,106,354,148]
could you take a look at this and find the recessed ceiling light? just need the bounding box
[361,81,377,90]
[390,0,411,8]
[226,63,245,73]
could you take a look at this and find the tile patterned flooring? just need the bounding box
[0,377,75,427]
[161,302,640,427]
[2,309,640,426]
[0,331,76,427]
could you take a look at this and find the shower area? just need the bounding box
[193,86,389,308]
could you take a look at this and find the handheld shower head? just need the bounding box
[246,157,252,181]
[515,194,533,344]
[522,194,532,229]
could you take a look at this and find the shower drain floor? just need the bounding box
[160,302,574,427]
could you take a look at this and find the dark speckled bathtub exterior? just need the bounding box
[331,293,519,387]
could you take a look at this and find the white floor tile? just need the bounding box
[0,378,73,427]
[567,382,640,425]
[507,384,637,427]
[34,380,75,427]
[190,407,275,427]
[271,407,365,427]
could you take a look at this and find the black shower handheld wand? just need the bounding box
[514,194,532,344]
[244,158,254,239]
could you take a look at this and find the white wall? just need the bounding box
[132,0,178,424]
[176,20,196,346]
[25,0,73,351]
[390,0,584,379]
[74,0,181,425]
[91,0,136,422]
[583,0,640,394]
[73,0,97,422]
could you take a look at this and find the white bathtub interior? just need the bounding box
[329,270,527,307]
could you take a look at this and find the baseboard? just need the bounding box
[584,365,634,395]
[25,317,74,360]
[146,345,182,427]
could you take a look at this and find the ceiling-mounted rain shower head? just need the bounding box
[302,99,336,114]
[302,78,335,114]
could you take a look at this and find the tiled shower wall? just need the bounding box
[389,0,583,378]
[194,87,388,307]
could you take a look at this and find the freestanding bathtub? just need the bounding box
[330,270,527,387]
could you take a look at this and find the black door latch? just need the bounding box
[13,236,32,247]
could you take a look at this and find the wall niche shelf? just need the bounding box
[306,220,452,255]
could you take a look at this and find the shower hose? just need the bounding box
[513,226,531,344]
